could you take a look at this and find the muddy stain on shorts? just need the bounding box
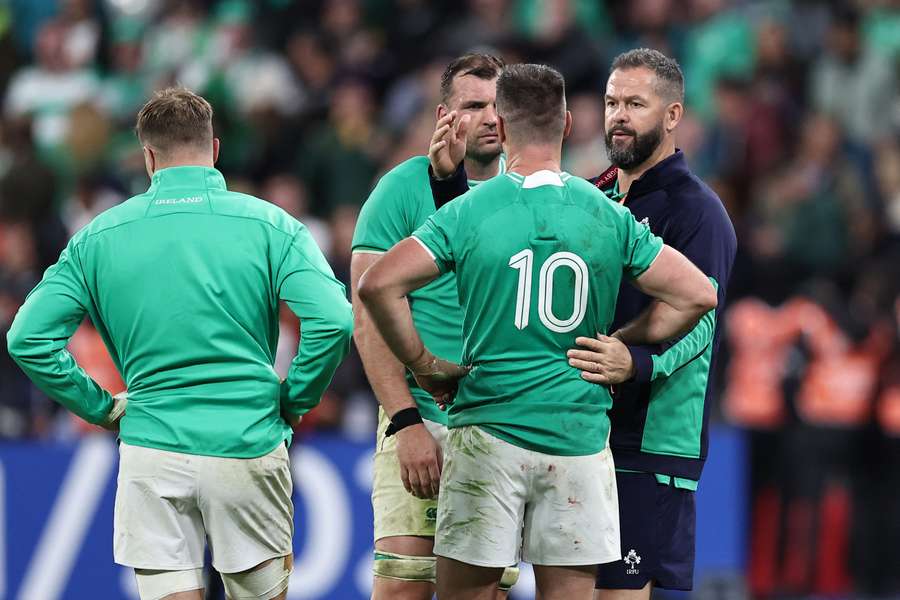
[449,426,492,460]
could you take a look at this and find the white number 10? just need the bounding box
[508,249,589,333]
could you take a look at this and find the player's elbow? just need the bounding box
[693,280,718,314]
[357,268,386,308]
[5,321,29,364]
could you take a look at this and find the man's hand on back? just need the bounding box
[429,111,470,179]
[567,335,635,385]
[396,423,443,499]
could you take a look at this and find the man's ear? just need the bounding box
[563,110,573,139]
[143,145,156,178]
[497,114,507,145]
[666,102,684,134]
[212,138,220,164]
[436,103,449,122]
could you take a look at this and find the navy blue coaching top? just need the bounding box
[589,150,736,482]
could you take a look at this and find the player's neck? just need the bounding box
[464,155,501,182]
[616,138,675,197]
[504,146,561,177]
[153,154,216,173]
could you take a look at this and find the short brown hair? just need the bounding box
[135,87,213,154]
[440,53,504,104]
[496,63,566,144]
[611,48,684,104]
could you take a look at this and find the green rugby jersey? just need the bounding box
[352,155,504,425]
[413,170,663,456]
[7,166,353,458]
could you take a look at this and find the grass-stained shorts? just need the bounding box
[372,407,449,541]
[114,441,294,574]
[434,426,621,568]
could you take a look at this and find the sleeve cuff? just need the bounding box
[429,163,468,208]
[627,345,654,383]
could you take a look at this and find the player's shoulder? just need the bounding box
[450,172,518,211]
[471,171,517,195]
[213,190,301,237]
[72,192,154,243]
[566,172,613,199]
[361,155,430,216]
[375,155,431,188]
[563,173,630,219]
[668,173,735,237]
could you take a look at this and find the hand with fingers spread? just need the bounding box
[567,334,635,385]
[428,110,470,179]
[396,423,443,499]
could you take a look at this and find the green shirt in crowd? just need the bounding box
[412,170,663,456]
[351,155,504,425]
[7,166,353,458]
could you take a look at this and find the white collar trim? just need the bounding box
[522,170,564,189]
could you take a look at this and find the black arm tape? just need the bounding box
[385,407,424,437]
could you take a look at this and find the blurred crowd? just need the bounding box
[0,0,898,596]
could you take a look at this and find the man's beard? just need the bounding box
[605,121,664,171]
[466,135,502,165]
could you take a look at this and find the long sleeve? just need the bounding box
[627,283,717,383]
[628,201,736,383]
[6,242,114,424]
[277,227,353,416]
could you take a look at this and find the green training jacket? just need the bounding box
[7,166,353,458]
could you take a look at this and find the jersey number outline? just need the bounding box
[508,249,589,333]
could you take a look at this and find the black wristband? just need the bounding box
[385,407,423,437]
[428,163,468,209]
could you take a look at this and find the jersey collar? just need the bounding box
[148,166,227,195]
[592,149,690,203]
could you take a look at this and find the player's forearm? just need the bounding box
[613,299,706,346]
[282,303,353,416]
[649,307,716,379]
[351,252,419,416]
[7,332,114,424]
[356,240,441,370]
[7,272,114,425]
[360,288,429,370]
[354,301,418,415]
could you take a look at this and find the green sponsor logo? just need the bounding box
[425,507,437,521]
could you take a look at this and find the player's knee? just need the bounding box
[373,550,436,583]
[134,567,204,600]
[220,555,293,600]
[499,565,520,592]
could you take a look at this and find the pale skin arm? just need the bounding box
[357,238,470,405]
[352,252,443,499]
[567,245,717,384]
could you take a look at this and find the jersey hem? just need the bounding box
[454,423,609,457]
[117,434,289,460]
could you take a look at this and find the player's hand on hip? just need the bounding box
[410,355,470,409]
[396,423,443,499]
[429,110,470,179]
[281,408,303,429]
[100,391,128,432]
[567,335,635,385]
